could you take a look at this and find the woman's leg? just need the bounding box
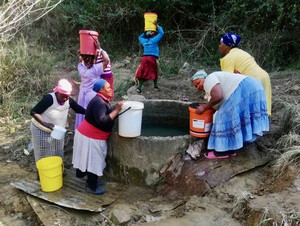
[137,79,144,93]
[153,79,158,88]
[86,172,98,190]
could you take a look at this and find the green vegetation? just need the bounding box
[0,0,300,120]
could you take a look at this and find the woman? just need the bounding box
[30,79,85,162]
[219,33,272,115]
[95,49,114,100]
[135,23,164,93]
[72,79,123,195]
[192,70,269,159]
[74,40,110,129]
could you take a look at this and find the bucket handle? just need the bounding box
[117,107,131,117]
[89,32,98,42]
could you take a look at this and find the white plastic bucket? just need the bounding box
[51,125,67,140]
[118,101,144,138]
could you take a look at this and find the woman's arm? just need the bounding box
[196,84,223,114]
[30,94,55,129]
[69,97,86,114]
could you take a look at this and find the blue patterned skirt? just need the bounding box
[207,77,269,152]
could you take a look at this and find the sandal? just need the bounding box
[136,88,141,94]
[204,151,229,159]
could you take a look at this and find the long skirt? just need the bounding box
[72,130,107,176]
[208,77,269,152]
[75,88,96,129]
[135,56,158,80]
[30,122,64,162]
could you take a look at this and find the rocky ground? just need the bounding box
[0,59,300,225]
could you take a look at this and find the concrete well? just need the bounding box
[106,99,195,187]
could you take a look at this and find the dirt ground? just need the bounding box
[0,60,300,225]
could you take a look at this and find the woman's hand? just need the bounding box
[115,101,123,112]
[94,40,101,50]
[43,122,55,130]
[196,105,206,114]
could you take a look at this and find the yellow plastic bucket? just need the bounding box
[36,156,63,192]
[144,12,157,31]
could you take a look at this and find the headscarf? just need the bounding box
[192,70,208,81]
[221,33,241,47]
[93,79,107,92]
[53,79,72,95]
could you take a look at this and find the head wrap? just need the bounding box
[192,70,208,81]
[53,79,72,95]
[221,33,241,47]
[93,79,107,92]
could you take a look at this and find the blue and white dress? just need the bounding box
[203,72,269,152]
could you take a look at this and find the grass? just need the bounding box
[0,38,60,121]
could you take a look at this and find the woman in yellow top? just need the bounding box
[219,33,272,115]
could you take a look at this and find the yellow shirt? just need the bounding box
[220,48,272,115]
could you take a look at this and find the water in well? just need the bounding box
[141,123,189,137]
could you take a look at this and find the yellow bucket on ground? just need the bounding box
[144,12,157,31]
[36,156,63,192]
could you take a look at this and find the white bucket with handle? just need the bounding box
[51,125,67,140]
[118,101,144,138]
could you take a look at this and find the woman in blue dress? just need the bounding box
[192,70,269,159]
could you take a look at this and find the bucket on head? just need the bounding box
[79,30,99,55]
[118,101,144,138]
[36,156,63,192]
[144,12,157,31]
[51,125,66,140]
[189,103,214,138]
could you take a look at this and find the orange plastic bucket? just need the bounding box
[189,103,214,138]
[79,30,99,55]
[144,12,157,31]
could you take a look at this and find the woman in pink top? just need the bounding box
[219,33,272,115]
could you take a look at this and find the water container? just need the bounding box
[36,156,63,192]
[189,103,214,138]
[118,101,144,137]
[79,30,99,55]
[144,13,157,31]
[51,125,66,140]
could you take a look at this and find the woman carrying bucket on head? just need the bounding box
[30,79,85,162]
[191,70,269,159]
[135,13,164,94]
[72,79,123,195]
[75,30,111,129]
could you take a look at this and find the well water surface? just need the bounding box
[141,123,189,137]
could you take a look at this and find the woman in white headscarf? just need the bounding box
[192,70,269,159]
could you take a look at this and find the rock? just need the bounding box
[186,139,206,159]
[109,203,137,225]
[157,145,270,197]
[178,62,192,77]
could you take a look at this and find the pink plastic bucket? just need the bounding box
[79,30,99,55]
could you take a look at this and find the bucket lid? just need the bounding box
[122,101,144,110]
[79,30,99,36]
